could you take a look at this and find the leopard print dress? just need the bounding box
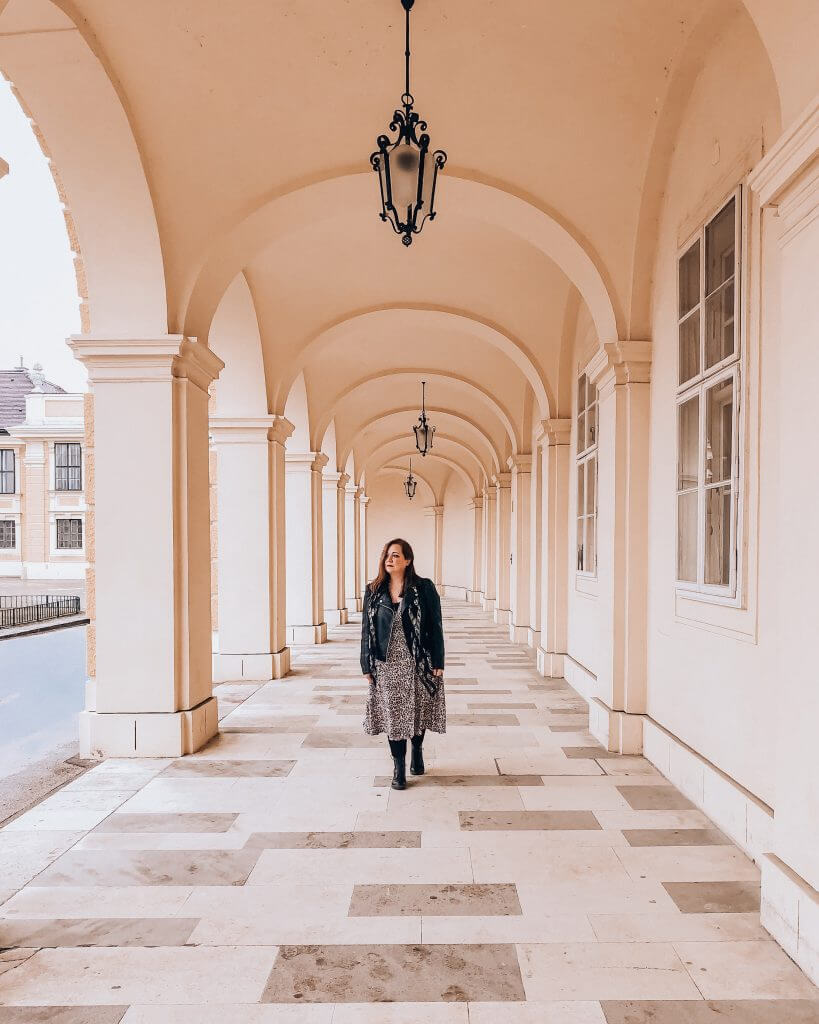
[364,604,447,740]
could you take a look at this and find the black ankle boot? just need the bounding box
[388,739,407,790]
[410,732,425,776]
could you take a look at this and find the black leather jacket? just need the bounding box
[360,576,445,675]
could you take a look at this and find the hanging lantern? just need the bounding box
[413,379,435,456]
[370,0,447,247]
[404,457,418,500]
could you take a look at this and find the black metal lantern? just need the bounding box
[404,458,418,500]
[413,380,436,456]
[370,0,447,247]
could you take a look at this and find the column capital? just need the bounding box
[425,504,445,517]
[469,494,484,510]
[286,451,329,473]
[492,472,512,488]
[322,470,344,487]
[69,335,224,391]
[586,341,651,390]
[269,416,295,447]
[210,416,277,446]
[536,418,572,446]
[345,480,359,496]
[482,484,496,502]
[507,454,533,474]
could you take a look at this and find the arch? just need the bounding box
[363,438,482,498]
[283,371,310,451]
[336,407,502,477]
[312,369,520,455]
[628,0,781,338]
[181,172,620,352]
[378,465,438,506]
[0,0,167,334]
[209,272,268,417]
[279,306,551,417]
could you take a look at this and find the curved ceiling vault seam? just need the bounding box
[362,438,483,497]
[378,465,439,506]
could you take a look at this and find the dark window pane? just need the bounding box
[705,378,733,485]
[678,396,699,492]
[705,198,735,295]
[0,520,14,549]
[679,311,700,385]
[705,279,735,368]
[679,240,700,318]
[57,518,83,550]
[705,484,732,586]
[677,492,698,582]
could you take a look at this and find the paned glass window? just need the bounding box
[676,193,741,595]
[56,518,83,550]
[55,443,82,491]
[0,520,15,549]
[0,449,14,494]
[576,373,598,575]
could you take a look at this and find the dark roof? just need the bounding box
[0,366,66,435]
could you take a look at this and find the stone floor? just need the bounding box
[0,600,817,1022]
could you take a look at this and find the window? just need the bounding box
[676,193,741,595]
[55,443,82,491]
[0,520,15,549]
[576,372,598,575]
[56,518,83,550]
[0,449,14,494]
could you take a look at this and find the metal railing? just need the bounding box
[0,594,82,629]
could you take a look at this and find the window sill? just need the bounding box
[674,589,756,642]
[575,573,598,598]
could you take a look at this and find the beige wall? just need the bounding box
[441,474,474,592]
[367,474,435,585]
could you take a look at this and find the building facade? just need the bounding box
[0,365,87,580]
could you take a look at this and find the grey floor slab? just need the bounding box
[448,714,521,726]
[459,810,602,831]
[563,747,625,760]
[348,883,521,917]
[617,786,695,811]
[261,943,526,1002]
[663,881,761,913]
[0,917,198,947]
[243,831,421,849]
[95,813,238,834]
[601,1000,819,1023]
[29,849,261,887]
[373,774,544,788]
[623,829,732,847]
[160,760,295,778]
[0,1011,128,1024]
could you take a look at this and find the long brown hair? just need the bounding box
[369,538,418,594]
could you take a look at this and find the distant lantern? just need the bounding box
[404,457,418,500]
[413,380,435,457]
[370,0,447,247]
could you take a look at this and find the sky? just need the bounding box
[0,75,87,393]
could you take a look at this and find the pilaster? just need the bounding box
[468,494,484,603]
[344,481,361,613]
[425,504,444,587]
[536,418,571,678]
[481,484,497,612]
[322,470,349,626]
[508,454,533,643]
[493,471,512,625]
[285,451,328,644]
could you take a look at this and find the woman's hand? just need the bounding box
[364,673,375,685]
[432,668,444,678]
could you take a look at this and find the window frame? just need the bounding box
[0,519,16,550]
[56,517,83,551]
[0,448,15,495]
[54,442,83,492]
[675,188,743,603]
[576,372,599,578]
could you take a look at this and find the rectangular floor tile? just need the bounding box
[347,882,521,917]
[0,917,198,947]
[0,1011,128,1024]
[562,747,624,760]
[243,831,420,849]
[674,940,819,999]
[0,947,278,1004]
[518,942,702,1000]
[623,829,731,847]
[160,761,295,778]
[30,850,261,887]
[373,775,544,788]
[448,714,521,726]
[95,813,239,834]
[469,1004,606,1024]
[120,1007,333,1023]
[246,847,473,885]
[616,847,760,882]
[460,810,601,831]
[331,1006,468,1024]
[601,1001,819,1024]
[467,703,538,710]
[663,881,762,914]
[589,912,768,942]
[617,786,695,811]
[261,943,526,1002]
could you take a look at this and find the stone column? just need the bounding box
[468,495,483,603]
[481,484,497,612]
[425,504,444,587]
[493,472,512,625]
[528,441,544,649]
[358,492,370,594]
[587,342,651,754]
[69,336,223,757]
[750,106,819,985]
[285,451,328,644]
[210,415,293,681]
[322,471,349,627]
[537,419,571,678]
[344,481,360,614]
[509,454,533,643]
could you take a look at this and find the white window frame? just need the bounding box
[675,188,743,602]
[0,448,14,495]
[576,372,598,578]
[54,442,83,492]
[54,516,84,553]
[0,518,17,551]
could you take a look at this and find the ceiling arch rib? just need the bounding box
[378,466,438,506]
[181,172,619,354]
[312,369,520,456]
[335,408,502,478]
[363,438,482,498]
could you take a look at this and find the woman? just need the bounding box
[361,538,446,790]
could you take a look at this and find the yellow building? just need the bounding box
[0,363,86,580]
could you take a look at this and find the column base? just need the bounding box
[588,697,644,754]
[527,628,540,650]
[346,598,362,614]
[79,697,218,758]
[761,854,819,986]
[287,623,328,645]
[213,648,291,682]
[509,623,529,644]
[494,607,512,625]
[536,647,565,678]
[325,608,349,627]
[481,597,496,613]
[466,590,483,604]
